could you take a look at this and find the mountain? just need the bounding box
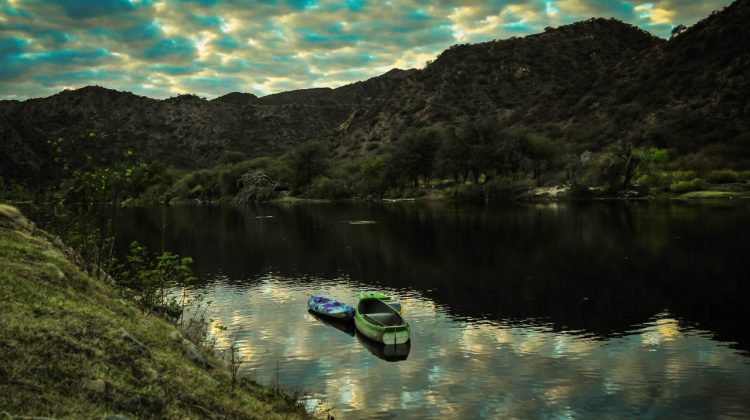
[1,0,748,185]
[0,69,412,183]
[334,0,749,165]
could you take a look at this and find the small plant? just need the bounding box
[118,241,196,317]
[228,332,244,391]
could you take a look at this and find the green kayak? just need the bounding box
[354,297,410,345]
[357,291,403,313]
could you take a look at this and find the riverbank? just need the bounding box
[0,204,310,419]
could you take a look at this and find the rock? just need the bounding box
[119,328,151,358]
[97,415,128,420]
[181,338,209,369]
[83,378,107,394]
[141,319,154,330]
[169,330,182,342]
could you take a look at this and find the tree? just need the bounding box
[391,128,440,187]
[436,128,471,183]
[357,155,399,198]
[48,133,139,277]
[456,117,499,183]
[281,141,329,194]
[523,133,560,186]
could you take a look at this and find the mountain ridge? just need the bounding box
[1,0,748,185]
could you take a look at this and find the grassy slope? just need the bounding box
[0,204,308,419]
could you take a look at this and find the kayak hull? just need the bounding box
[307,295,355,320]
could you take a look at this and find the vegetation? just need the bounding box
[3,1,749,204]
[0,133,312,418]
[0,204,308,418]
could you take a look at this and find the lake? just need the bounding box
[116,201,750,418]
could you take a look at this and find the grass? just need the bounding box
[0,204,310,419]
[675,190,744,199]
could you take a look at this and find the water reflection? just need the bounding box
[356,332,411,362]
[115,202,750,417]
[117,201,750,352]
[308,310,355,337]
[190,276,750,419]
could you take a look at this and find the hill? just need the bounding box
[333,0,749,167]
[0,70,411,185]
[1,0,748,188]
[0,204,308,418]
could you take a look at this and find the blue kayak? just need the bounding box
[307,295,355,320]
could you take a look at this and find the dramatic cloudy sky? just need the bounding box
[0,0,734,100]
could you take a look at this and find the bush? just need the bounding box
[484,177,527,202]
[705,169,739,184]
[670,170,697,182]
[306,177,351,200]
[635,172,672,191]
[670,178,706,193]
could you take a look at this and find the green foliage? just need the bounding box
[44,133,143,278]
[436,128,471,182]
[670,177,706,193]
[634,148,669,177]
[391,128,441,187]
[354,155,399,198]
[705,169,739,184]
[281,141,329,194]
[118,241,196,316]
[306,176,351,200]
[521,132,560,186]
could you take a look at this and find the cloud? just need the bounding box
[0,0,736,99]
[51,0,139,19]
[143,37,196,61]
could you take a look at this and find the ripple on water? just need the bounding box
[176,275,750,419]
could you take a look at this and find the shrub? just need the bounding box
[705,169,739,184]
[484,177,528,202]
[306,176,350,200]
[670,170,697,182]
[670,178,706,193]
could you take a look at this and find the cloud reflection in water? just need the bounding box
[191,275,750,419]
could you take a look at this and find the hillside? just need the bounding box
[334,0,749,166]
[0,69,411,185]
[1,0,748,188]
[333,18,661,152]
[0,204,308,418]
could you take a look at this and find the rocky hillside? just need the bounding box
[2,0,748,185]
[333,18,662,152]
[334,0,749,165]
[0,69,412,184]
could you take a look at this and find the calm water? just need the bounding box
[116,201,750,418]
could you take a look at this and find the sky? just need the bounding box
[0,0,734,100]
